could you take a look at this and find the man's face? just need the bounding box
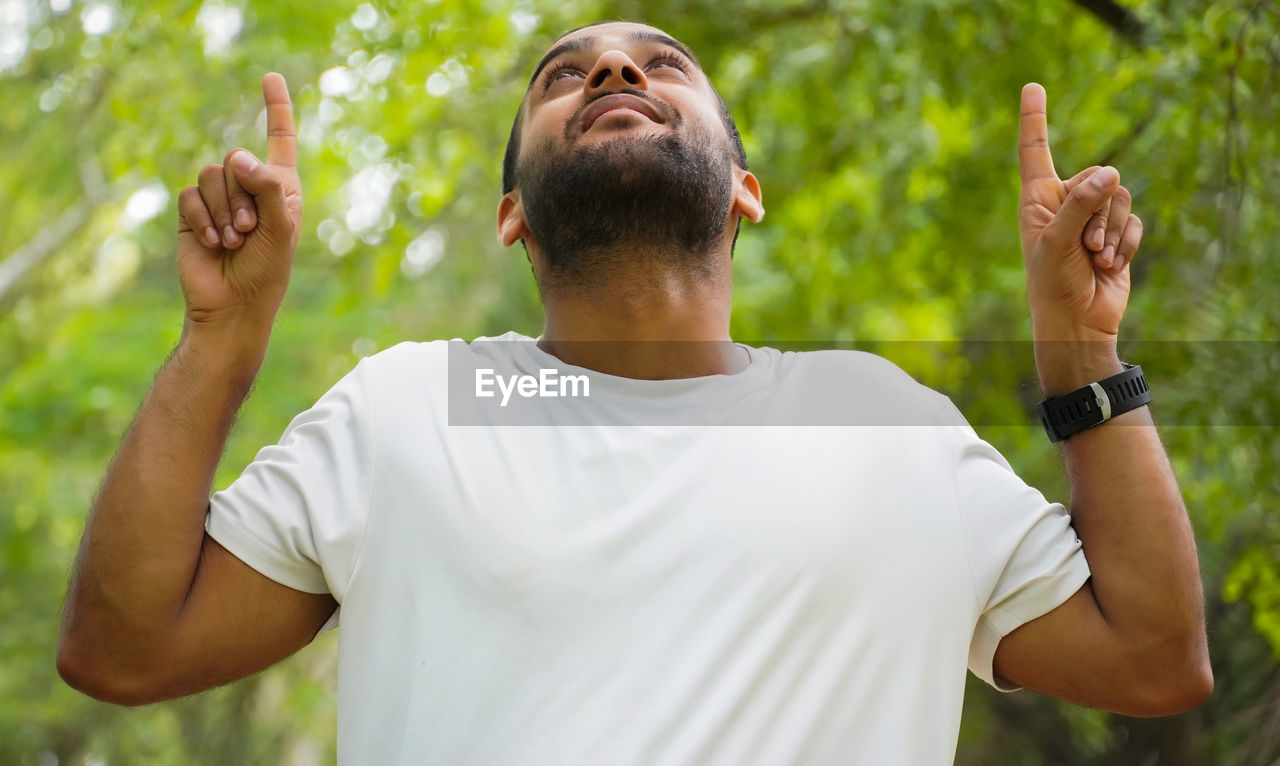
[517,22,728,162]
[500,22,759,294]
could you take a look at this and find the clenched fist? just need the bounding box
[177,73,302,329]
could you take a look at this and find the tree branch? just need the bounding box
[0,197,97,307]
[0,66,117,309]
[1069,0,1150,46]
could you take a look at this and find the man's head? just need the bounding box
[501,22,749,195]
[496,22,764,297]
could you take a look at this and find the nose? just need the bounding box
[584,50,649,95]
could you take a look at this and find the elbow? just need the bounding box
[1124,657,1214,718]
[56,637,163,707]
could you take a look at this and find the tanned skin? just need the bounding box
[58,25,1210,716]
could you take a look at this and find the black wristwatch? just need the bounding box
[1035,363,1152,443]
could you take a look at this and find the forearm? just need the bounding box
[1039,347,1208,667]
[60,318,271,659]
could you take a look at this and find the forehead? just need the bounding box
[526,22,704,89]
[556,21,681,49]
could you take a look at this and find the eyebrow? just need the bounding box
[526,31,702,89]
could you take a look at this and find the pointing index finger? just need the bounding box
[1019,82,1057,185]
[262,72,296,170]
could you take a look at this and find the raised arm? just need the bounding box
[56,74,336,706]
[990,83,1212,717]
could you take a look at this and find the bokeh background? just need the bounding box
[2,0,1277,763]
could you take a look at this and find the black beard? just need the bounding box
[515,125,735,295]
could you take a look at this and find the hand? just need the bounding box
[1018,83,1144,343]
[176,73,301,329]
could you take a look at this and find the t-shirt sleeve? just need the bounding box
[204,356,376,626]
[946,399,1092,692]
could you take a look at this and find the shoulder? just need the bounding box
[357,331,520,377]
[774,347,919,383]
[359,339,449,376]
[345,332,535,407]
[754,346,965,427]
[364,332,533,370]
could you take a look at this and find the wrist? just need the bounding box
[1033,338,1124,397]
[178,311,275,382]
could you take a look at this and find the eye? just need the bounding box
[645,54,689,75]
[542,61,584,90]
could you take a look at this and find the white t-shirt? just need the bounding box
[206,332,1089,765]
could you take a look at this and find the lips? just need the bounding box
[580,94,665,132]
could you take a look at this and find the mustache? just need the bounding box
[562,89,680,139]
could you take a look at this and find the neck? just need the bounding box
[537,261,745,380]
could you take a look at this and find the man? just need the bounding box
[57,20,1211,764]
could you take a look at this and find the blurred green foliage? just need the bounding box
[1,0,1277,763]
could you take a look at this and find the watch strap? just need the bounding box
[1035,363,1151,443]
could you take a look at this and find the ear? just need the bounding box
[497,191,531,247]
[732,168,764,223]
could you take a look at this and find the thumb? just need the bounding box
[1049,165,1118,241]
[228,149,289,226]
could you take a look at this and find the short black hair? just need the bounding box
[501,23,749,195]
